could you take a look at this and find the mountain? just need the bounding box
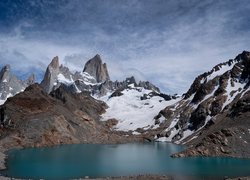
[40,54,164,96]
[83,54,110,83]
[38,54,177,136]
[0,84,141,150]
[1,51,250,159]
[0,65,35,105]
[100,82,178,134]
[154,51,250,157]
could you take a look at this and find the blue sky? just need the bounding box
[0,0,250,94]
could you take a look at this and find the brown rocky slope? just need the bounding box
[0,84,141,152]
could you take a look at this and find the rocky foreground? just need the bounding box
[0,83,153,176]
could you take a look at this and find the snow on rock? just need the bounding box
[0,100,5,105]
[0,92,15,105]
[206,61,236,82]
[78,72,99,86]
[191,85,219,110]
[100,87,179,132]
[155,137,169,142]
[222,78,246,110]
[57,73,74,85]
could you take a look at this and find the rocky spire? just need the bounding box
[0,64,33,102]
[83,54,110,83]
[26,73,36,86]
[0,65,11,83]
[40,56,60,93]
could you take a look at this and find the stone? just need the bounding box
[40,56,60,93]
[83,54,110,83]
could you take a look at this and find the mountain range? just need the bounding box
[0,51,249,158]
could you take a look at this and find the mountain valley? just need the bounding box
[0,51,250,160]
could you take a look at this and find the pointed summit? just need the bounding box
[26,73,36,86]
[49,56,60,69]
[0,65,11,82]
[83,54,110,83]
[40,56,60,93]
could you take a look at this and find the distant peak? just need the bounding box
[83,54,110,83]
[0,64,11,81]
[26,73,36,85]
[94,54,101,59]
[49,56,59,69]
[2,64,11,71]
[40,56,60,93]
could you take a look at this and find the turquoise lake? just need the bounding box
[2,142,250,180]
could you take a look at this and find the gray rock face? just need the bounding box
[83,54,110,83]
[0,65,34,102]
[40,55,162,97]
[26,73,35,86]
[40,56,60,93]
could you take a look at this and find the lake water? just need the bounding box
[2,143,250,180]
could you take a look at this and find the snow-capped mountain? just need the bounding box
[154,51,250,157]
[40,54,166,97]
[40,56,102,94]
[0,65,35,105]
[100,83,179,134]
[39,54,177,135]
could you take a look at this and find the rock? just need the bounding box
[105,118,119,128]
[138,81,160,93]
[110,90,124,98]
[40,56,60,93]
[83,54,110,83]
[189,104,208,130]
[221,129,233,137]
[0,64,33,101]
[26,73,35,86]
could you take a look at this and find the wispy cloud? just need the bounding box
[0,0,249,93]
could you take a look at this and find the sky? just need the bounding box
[0,0,250,94]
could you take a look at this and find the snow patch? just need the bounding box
[101,87,180,132]
[155,137,169,142]
[222,78,245,110]
[57,74,74,85]
[2,79,7,83]
[206,61,236,82]
[161,127,179,142]
[132,131,141,135]
[191,85,219,109]
[0,99,5,105]
[176,129,194,144]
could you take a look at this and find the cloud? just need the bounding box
[0,0,250,94]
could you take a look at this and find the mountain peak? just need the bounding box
[26,73,36,86]
[40,56,60,93]
[83,54,110,83]
[49,56,60,69]
[0,64,11,82]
